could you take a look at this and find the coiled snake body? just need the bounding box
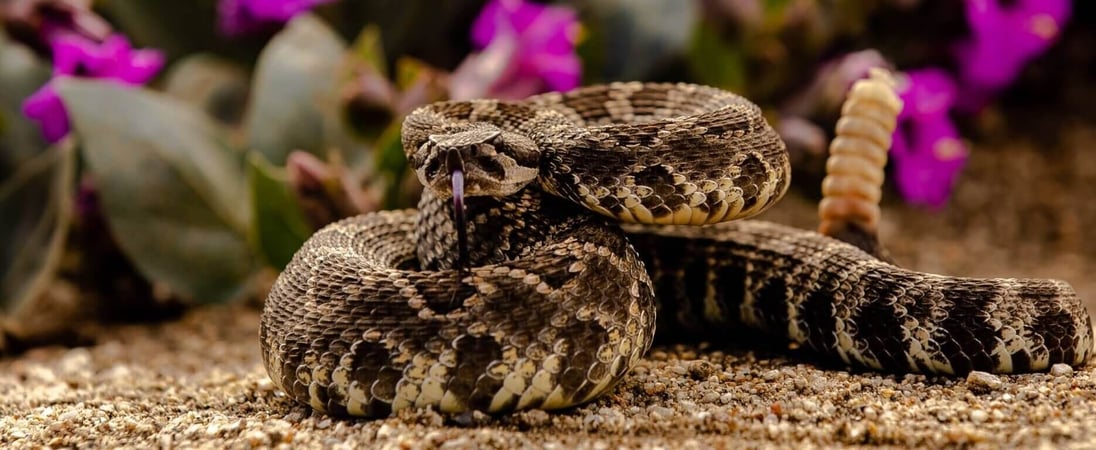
[260,82,1093,417]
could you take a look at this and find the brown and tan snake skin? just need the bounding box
[260,80,1094,418]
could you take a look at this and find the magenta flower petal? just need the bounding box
[890,69,969,208]
[467,0,582,98]
[22,82,71,144]
[22,33,163,142]
[530,52,582,92]
[116,49,166,83]
[897,68,957,120]
[218,0,334,36]
[46,34,164,82]
[891,115,968,208]
[470,0,506,46]
[50,34,99,75]
[954,0,1071,110]
[246,0,335,21]
[83,35,164,83]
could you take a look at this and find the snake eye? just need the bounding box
[476,143,497,157]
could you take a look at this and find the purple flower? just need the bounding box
[22,86,69,143]
[954,0,1071,111]
[890,69,969,209]
[22,34,164,143]
[217,0,335,36]
[0,0,112,55]
[451,0,581,100]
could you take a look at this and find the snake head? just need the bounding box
[410,123,541,199]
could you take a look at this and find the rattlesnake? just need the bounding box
[260,80,1093,418]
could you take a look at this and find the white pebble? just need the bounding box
[966,371,1003,391]
[969,409,988,423]
[59,348,92,375]
[376,424,397,439]
[1049,364,1074,377]
[648,405,674,420]
[244,430,270,446]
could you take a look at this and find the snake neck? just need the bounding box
[414,187,603,271]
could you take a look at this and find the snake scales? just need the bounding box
[260,82,1093,417]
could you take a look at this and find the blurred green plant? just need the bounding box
[0,0,1078,345]
[0,6,454,321]
[59,79,257,302]
[244,14,346,165]
[0,141,74,316]
[246,152,312,270]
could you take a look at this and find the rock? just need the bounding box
[648,405,674,420]
[966,371,1003,393]
[969,410,988,423]
[687,361,717,380]
[1050,364,1074,377]
[375,424,397,440]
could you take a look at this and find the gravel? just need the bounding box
[2,117,1095,449]
[2,304,1096,449]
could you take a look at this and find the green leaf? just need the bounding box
[687,21,747,91]
[161,54,251,127]
[0,35,52,172]
[348,25,388,77]
[57,79,256,303]
[96,0,264,62]
[0,142,75,313]
[580,0,699,80]
[393,58,427,92]
[246,152,312,270]
[373,121,409,209]
[245,14,347,165]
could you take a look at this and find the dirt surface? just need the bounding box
[2,122,1095,449]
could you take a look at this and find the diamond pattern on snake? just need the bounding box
[260,81,1093,418]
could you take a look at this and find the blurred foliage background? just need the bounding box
[0,0,1090,349]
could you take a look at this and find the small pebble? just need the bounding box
[450,410,490,427]
[244,430,270,447]
[5,303,1096,448]
[523,409,551,427]
[648,406,674,420]
[1050,364,1074,377]
[687,361,717,380]
[969,410,988,424]
[719,393,734,405]
[376,424,397,440]
[966,371,1003,392]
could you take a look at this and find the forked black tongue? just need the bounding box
[447,152,469,271]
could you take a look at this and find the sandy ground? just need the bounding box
[1,124,1095,449]
[2,304,1096,449]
